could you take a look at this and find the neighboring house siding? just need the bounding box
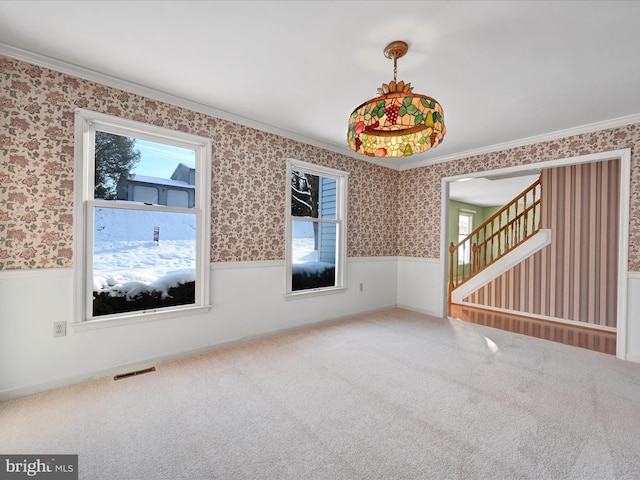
[318,177,337,264]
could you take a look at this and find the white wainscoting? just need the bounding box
[396,257,444,318]
[626,272,640,363]
[0,257,397,400]
[2,261,636,399]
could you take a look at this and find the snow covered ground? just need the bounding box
[93,207,318,298]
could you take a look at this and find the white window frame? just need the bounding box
[72,109,212,329]
[285,159,348,297]
[458,210,474,265]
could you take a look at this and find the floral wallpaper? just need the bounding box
[398,124,640,270]
[0,55,398,270]
[1,54,639,271]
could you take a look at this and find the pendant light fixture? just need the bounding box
[347,40,446,158]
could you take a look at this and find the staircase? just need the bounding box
[448,176,542,303]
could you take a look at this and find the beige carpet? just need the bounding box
[2,308,640,479]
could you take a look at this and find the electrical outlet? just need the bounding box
[359,283,364,292]
[53,321,66,337]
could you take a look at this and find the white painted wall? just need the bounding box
[396,257,444,318]
[0,257,397,400]
[626,272,640,364]
[2,258,637,400]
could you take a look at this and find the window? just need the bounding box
[132,185,159,204]
[74,109,211,325]
[286,160,347,295]
[458,211,474,265]
[167,189,189,208]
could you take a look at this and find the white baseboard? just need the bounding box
[624,353,640,364]
[0,304,397,401]
[396,303,443,318]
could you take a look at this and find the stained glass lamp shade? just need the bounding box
[347,41,446,158]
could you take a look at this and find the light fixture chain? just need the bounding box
[348,40,446,158]
[393,54,398,83]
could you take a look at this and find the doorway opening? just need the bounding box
[440,149,631,359]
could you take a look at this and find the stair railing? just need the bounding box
[448,176,542,301]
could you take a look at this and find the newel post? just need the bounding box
[448,242,455,303]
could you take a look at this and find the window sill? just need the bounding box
[72,305,211,332]
[285,286,347,300]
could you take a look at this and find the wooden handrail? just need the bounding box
[449,176,542,298]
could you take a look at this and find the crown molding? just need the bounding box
[2,43,639,173]
[0,43,368,163]
[398,113,640,171]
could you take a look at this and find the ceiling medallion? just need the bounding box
[347,40,446,158]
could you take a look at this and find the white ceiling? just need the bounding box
[1,0,640,173]
[449,172,540,207]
